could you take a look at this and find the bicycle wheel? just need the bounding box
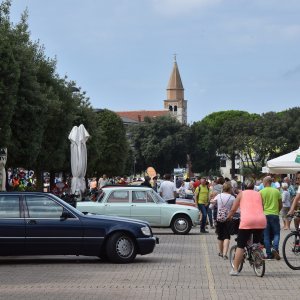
[251,249,265,277]
[282,232,300,270]
[229,245,243,272]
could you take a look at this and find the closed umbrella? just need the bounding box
[0,148,7,191]
[68,125,90,194]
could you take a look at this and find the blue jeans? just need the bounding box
[198,204,210,230]
[264,215,280,257]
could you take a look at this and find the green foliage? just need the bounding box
[91,109,129,176]
[202,110,252,132]
[0,1,99,186]
[190,121,218,173]
[1,0,300,182]
[278,107,300,151]
[0,0,20,148]
[130,116,191,175]
[195,109,299,177]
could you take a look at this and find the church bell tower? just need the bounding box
[164,56,187,124]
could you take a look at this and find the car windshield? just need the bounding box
[150,190,166,203]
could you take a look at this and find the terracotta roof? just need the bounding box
[119,116,140,124]
[116,110,170,122]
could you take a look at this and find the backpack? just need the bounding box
[216,194,232,222]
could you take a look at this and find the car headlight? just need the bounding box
[141,226,151,236]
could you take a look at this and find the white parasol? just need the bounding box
[68,125,90,194]
[0,148,7,191]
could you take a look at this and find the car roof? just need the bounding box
[101,185,152,191]
[0,192,50,196]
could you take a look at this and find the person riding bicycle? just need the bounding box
[227,182,266,276]
[288,172,300,229]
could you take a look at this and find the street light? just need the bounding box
[133,157,136,178]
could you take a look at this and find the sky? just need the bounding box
[9,0,300,123]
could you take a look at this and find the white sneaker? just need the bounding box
[229,269,239,276]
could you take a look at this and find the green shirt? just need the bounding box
[260,187,282,215]
[196,185,209,205]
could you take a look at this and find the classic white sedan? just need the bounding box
[77,186,199,234]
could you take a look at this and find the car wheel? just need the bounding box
[171,214,192,235]
[106,232,137,263]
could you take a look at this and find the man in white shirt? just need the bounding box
[98,174,108,189]
[159,174,177,204]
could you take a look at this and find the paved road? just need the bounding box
[0,227,299,300]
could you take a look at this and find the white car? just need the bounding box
[77,186,199,234]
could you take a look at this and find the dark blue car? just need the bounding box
[0,192,158,263]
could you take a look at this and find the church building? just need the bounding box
[116,58,188,125]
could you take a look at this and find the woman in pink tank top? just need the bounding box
[227,182,267,276]
[239,189,267,229]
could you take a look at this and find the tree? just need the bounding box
[130,116,191,175]
[0,2,97,190]
[0,0,20,148]
[201,110,252,177]
[189,121,219,174]
[91,109,129,177]
[278,107,300,151]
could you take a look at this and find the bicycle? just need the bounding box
[282,211,300,270]
[229,235,265,277]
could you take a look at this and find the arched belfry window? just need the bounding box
[169,105,173,111]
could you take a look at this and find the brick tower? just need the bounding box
[164,57,187,124]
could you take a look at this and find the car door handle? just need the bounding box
[27,220,37,225]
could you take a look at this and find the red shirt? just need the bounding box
[193,180,200,189]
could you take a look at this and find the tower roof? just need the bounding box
[167,61,184,90]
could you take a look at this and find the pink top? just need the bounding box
[239,190,267,229]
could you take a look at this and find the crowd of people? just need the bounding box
[5,168,36,190]
[92,171,299,276]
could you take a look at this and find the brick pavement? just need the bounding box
[0,227,299,300]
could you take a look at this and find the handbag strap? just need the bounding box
[220,194,231,208]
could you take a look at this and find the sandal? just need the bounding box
[218,253,223,257]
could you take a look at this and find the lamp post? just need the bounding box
[133,157,136,178]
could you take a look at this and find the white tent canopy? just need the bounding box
[265,148,300,174]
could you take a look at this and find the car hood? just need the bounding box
[84,213,151,227]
